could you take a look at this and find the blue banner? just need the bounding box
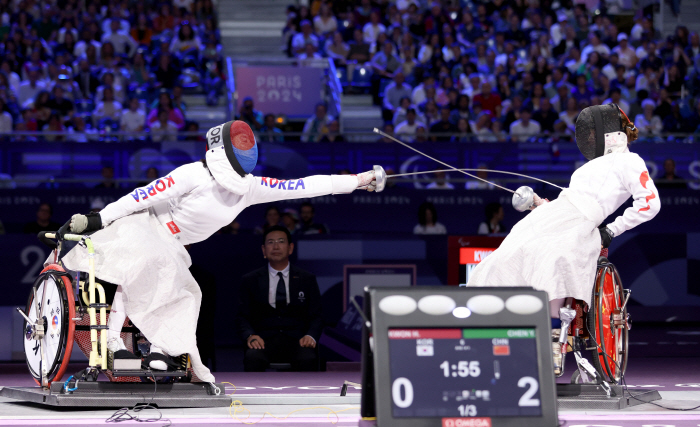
[1,142,699,189]
[1,188,699,235]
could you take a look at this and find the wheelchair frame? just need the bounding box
[18,232,107,387]
[19,232,191,388]
[557,256,631,385]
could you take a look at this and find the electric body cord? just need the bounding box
[106,370,172,426]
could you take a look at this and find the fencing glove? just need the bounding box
[356,170,377,192]
[70,213,103,234]
[599,225,614,249]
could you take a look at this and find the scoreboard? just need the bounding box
[388,328,541,419]
[361,286,557,427]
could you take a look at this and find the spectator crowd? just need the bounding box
[0,0,224,142]
[276,0,700,143]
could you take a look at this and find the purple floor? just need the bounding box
[1,322,700,427]
[558,356,700,390]
[2,356,697,393]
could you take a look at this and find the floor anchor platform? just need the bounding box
[0,382,231,408]
[557,383,661,410]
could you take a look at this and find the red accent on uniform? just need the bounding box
[638,171,656,212]
[167,221,181,234]
[442,418,492,427]
[230,120,256,150]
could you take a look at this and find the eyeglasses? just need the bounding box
[265,238,287,245]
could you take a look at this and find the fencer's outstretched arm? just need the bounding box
[243,174,363,206]
[606,155,661,237]
[99,163,201,226]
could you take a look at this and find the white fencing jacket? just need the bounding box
[99,161,359,244]
[467,137,661,305]
[568,141,660,236]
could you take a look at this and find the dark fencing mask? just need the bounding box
[575,104,632,160]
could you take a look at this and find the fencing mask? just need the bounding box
[575,103,633,160]
[205,120,258,192]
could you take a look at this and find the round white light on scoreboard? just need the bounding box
[417,295,456,315]
[466,295,505,315]
[452,306,472,318]
[378,295,417,316]
[505,294,544,315]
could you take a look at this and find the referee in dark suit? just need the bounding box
[236,225,323,371]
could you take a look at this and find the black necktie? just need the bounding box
[275,272,286,308]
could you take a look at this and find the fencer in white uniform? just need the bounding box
[467,104,661,312]
[60,121,378,383]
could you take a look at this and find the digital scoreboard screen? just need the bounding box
[387,328,542,419]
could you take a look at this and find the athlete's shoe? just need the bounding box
[149,345,169,370]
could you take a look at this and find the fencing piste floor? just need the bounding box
[1,323,699,426]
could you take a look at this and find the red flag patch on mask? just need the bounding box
[638,171,656,212]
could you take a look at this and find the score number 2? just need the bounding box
[517,376,540,407]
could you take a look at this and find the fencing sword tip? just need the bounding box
[373,128,381,134]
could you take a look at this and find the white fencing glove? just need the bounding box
[356,170,377,192]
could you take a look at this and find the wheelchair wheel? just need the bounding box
[23,265,76,386]
[587,258,629,384]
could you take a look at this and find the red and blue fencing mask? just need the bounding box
[205,121,258,192]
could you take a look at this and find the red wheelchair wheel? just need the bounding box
[24,264,76,386]
[588,258,629,383]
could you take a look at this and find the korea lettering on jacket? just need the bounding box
[259,177,306,190]
[129,175,176,202]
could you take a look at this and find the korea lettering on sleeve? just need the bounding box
[260,177,306,190]
[129,175,175,202]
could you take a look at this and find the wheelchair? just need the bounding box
[18,231,193,388]
[554,249,631,386]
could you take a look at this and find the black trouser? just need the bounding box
[243,333,318,372]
